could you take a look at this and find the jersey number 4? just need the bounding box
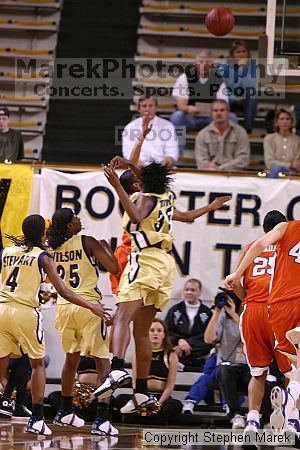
[289,242,300,264]
[6,267,20,292]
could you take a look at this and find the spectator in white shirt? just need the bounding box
[122,97,179,166]
[170,50,238,153]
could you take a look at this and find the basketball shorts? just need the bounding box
[55,303,109,359]
[240,303,292,376]
[269,298,300,362]
[117,247,176,311]
[0,302,45,359]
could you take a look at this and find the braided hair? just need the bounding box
[140,162,174,194]
[47,208,74,250]
[5,214,45,252]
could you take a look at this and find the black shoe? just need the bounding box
[12,404,32,421]
[0,397,14,419]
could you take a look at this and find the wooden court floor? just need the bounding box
[0,420,225,449]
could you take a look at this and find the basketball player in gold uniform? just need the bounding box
[47,208,119,435]
[92,162,177,413]
[0,214,110,436]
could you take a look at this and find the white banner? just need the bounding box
[39,168,300,302]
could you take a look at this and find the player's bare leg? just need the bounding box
[26,357,52,436]
[244,371,267,436]
[120,305,158,414]
[92,357,118,436]
[271,328,300,434]
[53,352,84,428]
[93,300,143,399]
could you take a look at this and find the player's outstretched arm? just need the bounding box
[84,236,119,275]
[42,255,112,320]
[224,222,288,289]
[173,195,231,222]
[231,245,248,301]
[104,165,154,223]
[129,113,152,165]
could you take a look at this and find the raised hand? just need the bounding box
[109,155,130,169]
[141,112,152,138]
[210,195,231,210]
[104,165,120,188]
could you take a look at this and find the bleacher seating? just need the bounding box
[132,0,300,169]
[0,0,63,160]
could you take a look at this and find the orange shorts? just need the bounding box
[269,298,300,362]
[240,303,292,376]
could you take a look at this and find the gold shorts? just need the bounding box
[0,302,45,359]
[117,247,176,311]
[55,303,109,358]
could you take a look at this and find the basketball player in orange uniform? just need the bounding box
[232,211,292,435]
[225,216,300,434]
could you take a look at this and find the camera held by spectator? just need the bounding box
[214,287,241,310]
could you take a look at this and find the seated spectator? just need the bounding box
[182,349,218,414]
[0,106,24,161]
[195,100,250,171]
[164,279,212,369]
[122,96,179,166]
[204,290,250,429]
[114,319,182,423]
[170,50,238,153]
[219,40,258,133]
[264,108,300,178]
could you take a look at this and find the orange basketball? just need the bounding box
[205,7,235,36]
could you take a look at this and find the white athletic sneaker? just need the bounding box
[182,400,195,414]
[244,419,260,441]
[53,409,85,427]
[25,416,52,436]
[270,386,295,434]
[120,393,155,414]
[231,413,246,430]
[91,419,119,436]
[286,418,300,438]
[93,369,131,399]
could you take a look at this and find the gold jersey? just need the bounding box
[123,191,175,253]
[51,235,101,305]
[0,245,46,308]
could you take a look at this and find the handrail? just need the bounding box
[6,161,300,180]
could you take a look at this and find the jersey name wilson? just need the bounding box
[53,249,82,263]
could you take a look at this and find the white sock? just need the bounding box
[247,409,260,423]
[287,381,300,403]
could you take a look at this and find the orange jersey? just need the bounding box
[242,243,276,304]
[109,232,131,294]
[269,220,300,304]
